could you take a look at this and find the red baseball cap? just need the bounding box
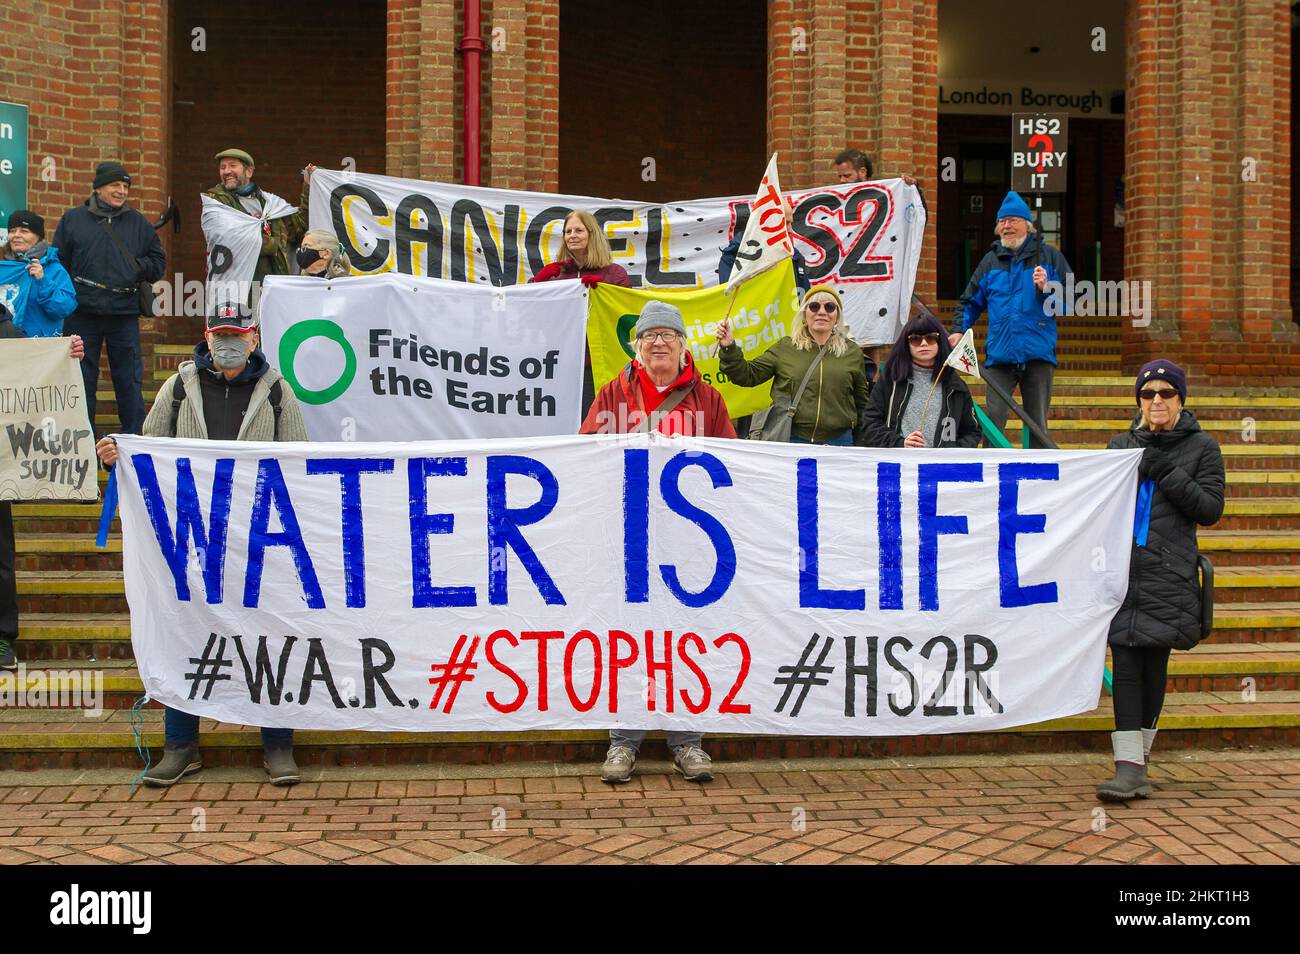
[206,300,257,334]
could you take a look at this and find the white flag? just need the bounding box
[945,328,981,379]
[724,153,793,294]
[200,192,296,316]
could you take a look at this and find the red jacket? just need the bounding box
[580,356,737,438]
[530,260,632,287]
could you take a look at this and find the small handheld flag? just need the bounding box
[945,328,981,380]
[725,153,794,295]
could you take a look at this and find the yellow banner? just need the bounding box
[586,260,799,419]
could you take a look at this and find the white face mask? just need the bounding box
[211,335,250,370]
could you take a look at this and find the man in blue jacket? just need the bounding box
[950,191,1071,448]
[0,210,78,337]
[54,161,166,436]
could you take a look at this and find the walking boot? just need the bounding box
[264,745,301,786]
[1097,730,1151,802]
[142,744,201,787]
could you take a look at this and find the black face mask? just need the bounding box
[296,247,324,270]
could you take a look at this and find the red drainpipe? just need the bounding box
[459,1,486,186]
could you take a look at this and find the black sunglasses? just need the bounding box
[908,332,941,345]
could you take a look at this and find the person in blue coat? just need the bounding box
[0,211,78,337]
[949,191,1072,448]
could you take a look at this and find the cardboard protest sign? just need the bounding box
[117,433,1139,735]
[1011,113,1069,193]
[0,337,95,501]
[259,273,587,441]
[586,260,800,420]
[309,169,926,346]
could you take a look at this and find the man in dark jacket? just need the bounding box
[0,307,84,670]
[55,161,166,436]
[1099,360,1224,802]
[950,191,1071,449]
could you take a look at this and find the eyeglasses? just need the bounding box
[1139,388,1179,402]
[639,331,681,343]
[908,333,941,345]
[806,301,838,314]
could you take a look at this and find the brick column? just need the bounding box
[1124,0,1297,385]
[768,0,938,300]
[120,0,172,353]
[387,0,457,181]
[487,0,558,191]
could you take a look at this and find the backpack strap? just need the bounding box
[168,376,184,436]
[269,378,283,441]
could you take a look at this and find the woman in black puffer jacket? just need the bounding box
[1098,360,1224,802]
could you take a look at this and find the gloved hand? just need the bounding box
[533,262,564,282]
[580,273,602,288]
[1139,445,1176,481]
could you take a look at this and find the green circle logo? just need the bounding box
[615,313,638,360]
[278,319,357,405]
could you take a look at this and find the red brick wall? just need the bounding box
[1124,0,1298,385]
[557,0,766,201]
[169,0,386,341]
[1294,9,1299,324]
[0,0,170,362]
[485,0,559,191]
[769,0,939,301]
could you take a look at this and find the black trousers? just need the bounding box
[64,311,146,436]
[1110,643,1170,731]
[0,502,15,643]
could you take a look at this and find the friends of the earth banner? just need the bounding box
[116,433,1140,735]
[0,337,95,501]
[308,170,926,346]
[587,260,799,421]
[258,273,587,441]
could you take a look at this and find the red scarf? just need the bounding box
[629,358,697,434]
[634,359,694,412]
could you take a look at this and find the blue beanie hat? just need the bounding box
[997,191,1033,223]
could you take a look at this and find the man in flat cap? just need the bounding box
[204,148,313,281]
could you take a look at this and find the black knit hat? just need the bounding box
[1135,359,1187,404]
[93,161,131,190]
[7,210,44,239]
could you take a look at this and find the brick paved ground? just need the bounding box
[0,750,1296,865]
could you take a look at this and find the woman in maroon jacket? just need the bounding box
[529,210,631,288]
[531,209,631,410]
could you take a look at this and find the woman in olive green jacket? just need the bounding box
[716,284,869,445]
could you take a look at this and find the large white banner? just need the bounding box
[1,338,95,501]
[116,434,1140,736]
[258,273,587,441]
[309,169,927,345]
